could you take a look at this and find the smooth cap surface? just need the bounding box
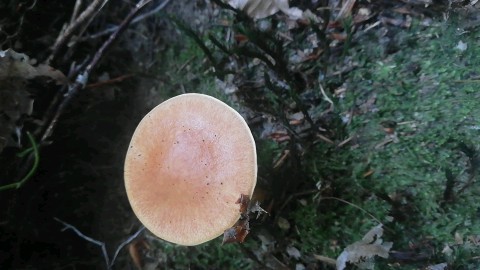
[124,93,257,245]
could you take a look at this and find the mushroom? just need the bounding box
[124,93,257,246]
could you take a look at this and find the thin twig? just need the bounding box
[50,0,109,63]
[336,0,356,20]
[0,0,37,47]
[319,196,383,225]
[54,217,145,269]
[313,254,337,265]
[274,188,318,226]
[54,217,109,266]
[42,0,153,142]
[82,0,172,41]
[71,1,111,50]
[319,83,334,110]
[337,135,353,148]
[85,0,153,75]
[277,189,319,215]
[111,226,146,266]
[85,74,134,89]
[70,0,83,24]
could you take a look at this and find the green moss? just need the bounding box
[288,17,480,268]
[156,238,254,269]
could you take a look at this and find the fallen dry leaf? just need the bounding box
[273,149,290,169]
[336,224,392,270]
[223,194,252,245]
[0,49,67,84]
[236,193,250,216]
[0,49,66,153]
[222,218,250,244]
[0,79,32,152]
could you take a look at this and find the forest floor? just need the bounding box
[1,1,480,269]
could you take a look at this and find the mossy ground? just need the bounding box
[149,13,480,269]
[293,18,480,269]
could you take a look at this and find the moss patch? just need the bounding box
[287,17,480,269]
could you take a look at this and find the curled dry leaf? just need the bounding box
[222,194,251,245]
[0,49,66,153]
[222,193,269,244]
[227,0,303,20]
[0,79,31,152]
[236,193,250,216]
[336,224,392,270]
[0,49,67,84]
[222,218,250,244]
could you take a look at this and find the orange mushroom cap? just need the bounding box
[124,93,257,246]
